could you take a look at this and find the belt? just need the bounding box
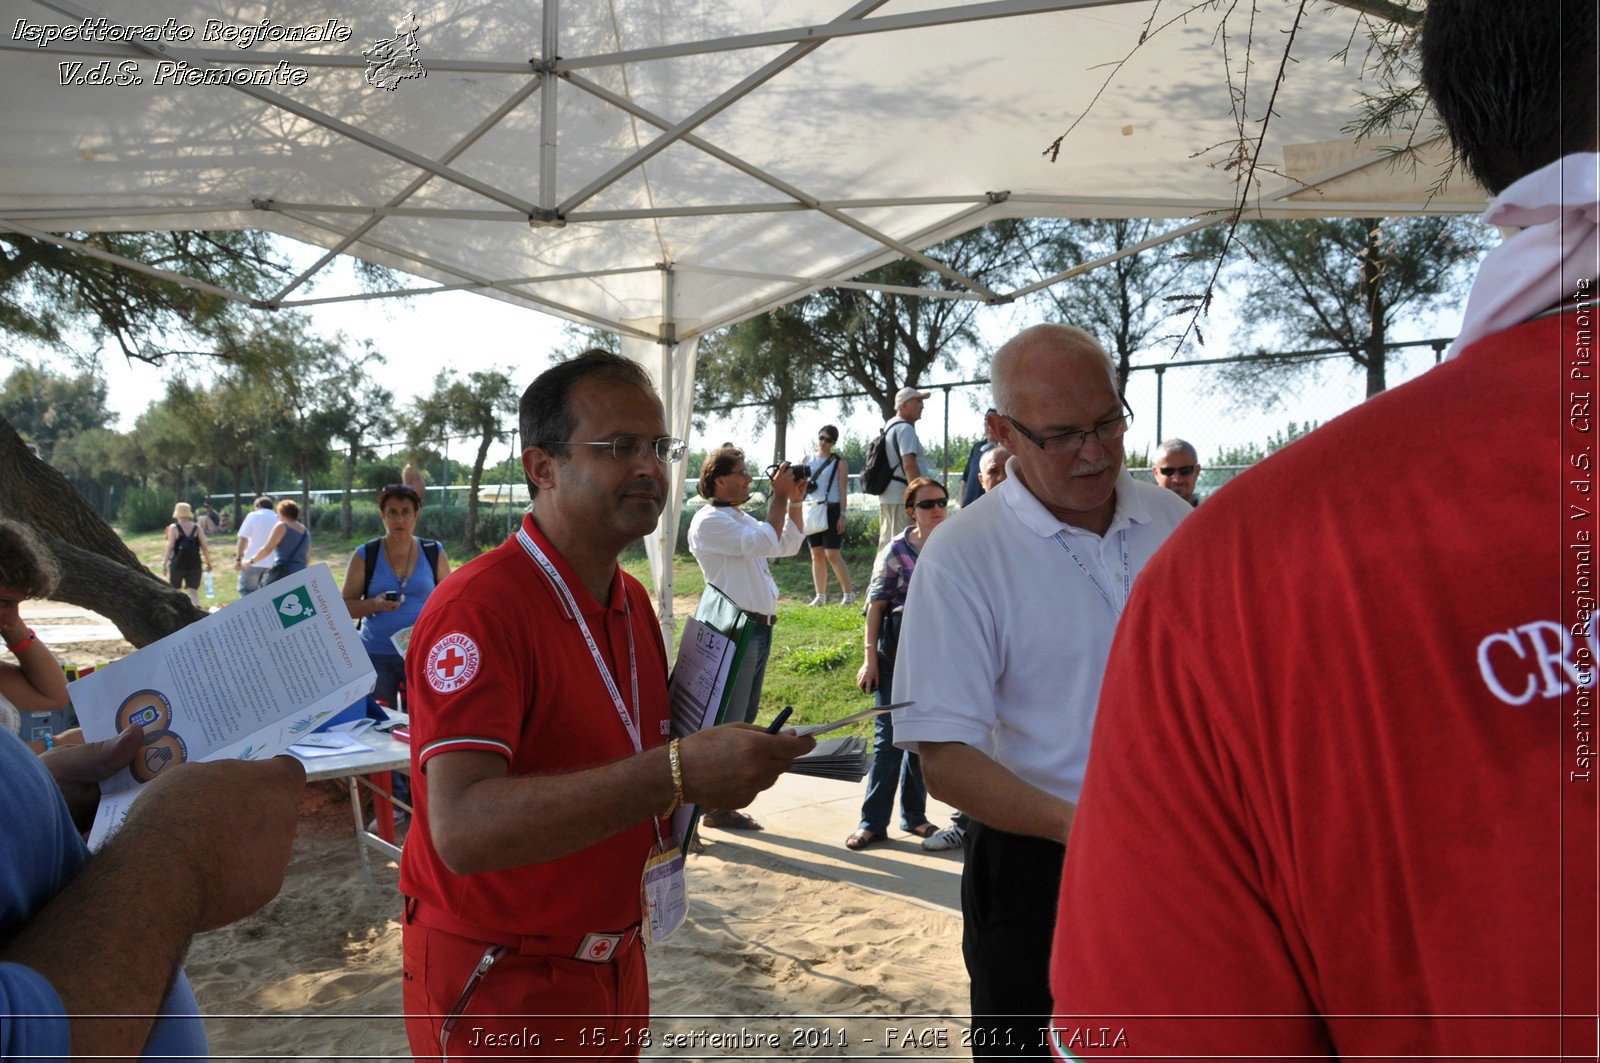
[746,612,777,626]
[406,897,641,964]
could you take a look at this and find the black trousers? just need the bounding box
[961,822,1066,1059]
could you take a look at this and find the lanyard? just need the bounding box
[517,528,641,752]
[1051,527,1130,616]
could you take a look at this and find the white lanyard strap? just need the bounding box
[518,528,641,752]
[1051,528,1130,616]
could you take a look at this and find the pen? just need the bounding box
[765,706,794,734]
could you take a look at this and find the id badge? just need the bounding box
[641,838,688,945]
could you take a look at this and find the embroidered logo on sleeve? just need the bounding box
[426,632,482,693]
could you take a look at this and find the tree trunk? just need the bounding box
[465,433,492,552]
[1363,218,1388,398]
[0,414,203,647]
[772,401,791,464]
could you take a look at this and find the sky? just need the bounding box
[65,243,1469,476]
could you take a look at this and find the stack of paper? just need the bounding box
[72,565,376,848]
[790,735,870,781]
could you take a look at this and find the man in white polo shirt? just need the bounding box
[233,496,278,596]
[894,324,1191,1058]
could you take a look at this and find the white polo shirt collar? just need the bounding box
[1000,459,1153,540]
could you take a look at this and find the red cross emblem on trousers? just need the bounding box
[425,632,481,694]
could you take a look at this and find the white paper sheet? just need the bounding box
[75,565,375,848]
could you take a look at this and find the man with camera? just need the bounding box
[686,447,809,830]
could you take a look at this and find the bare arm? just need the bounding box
[433,549,452,583]
[856,599,888,693]
[0,629,69,714]
[425,724,815,875]
[0,755,304,1059]
[340,552,400,621]
[197,528,213,571]
[901,453,923,483]
[918,741,1075,844]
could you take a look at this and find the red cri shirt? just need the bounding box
[399,513,672,937]
[1050,313,1598,1060]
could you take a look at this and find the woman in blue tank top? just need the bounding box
[340,483,452,707]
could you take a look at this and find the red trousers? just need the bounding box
[403,920,650,1060]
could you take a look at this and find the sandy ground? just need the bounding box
[24,600,974,1061]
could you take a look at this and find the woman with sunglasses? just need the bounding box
[341,483,452,708]
[802,425,856,606]
[846,475,950,850]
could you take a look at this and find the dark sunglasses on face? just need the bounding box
[911,497,949,510]
[1158,465,1197,477]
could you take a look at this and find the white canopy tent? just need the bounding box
[0,0,1479,642]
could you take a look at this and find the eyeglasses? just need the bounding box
[1002,400,1133,456]
[911,497,949,510]
[543,435,687,464]
[1157,465,1197,477]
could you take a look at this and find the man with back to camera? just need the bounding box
[1149,438,1201,506]
[960,411,1002,509]
[233,495,277,595]
[876,386,929,548]
[1048,2,1599,1058]
[891,324,1192,1057]
[399,350,814,1059]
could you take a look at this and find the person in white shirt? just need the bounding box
[687,446,808,830]
[876,387,930,549]
[893,324,1191,1058]
[233,496,279,596]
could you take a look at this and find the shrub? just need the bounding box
[118,487,175,533]
[786,644,852,674]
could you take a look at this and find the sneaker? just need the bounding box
[921,823,967,851]
[839,592,857,606]
[808,594,825,607]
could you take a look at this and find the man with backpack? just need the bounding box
[869,386,929,549]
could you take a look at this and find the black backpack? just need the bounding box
[860,418,906,495]
[171,524,201,566]
[361,537,442,597]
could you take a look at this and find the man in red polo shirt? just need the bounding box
[400,350,813,1059]
[1048,1,1598,1058]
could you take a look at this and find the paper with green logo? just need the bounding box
[74,564,375,849]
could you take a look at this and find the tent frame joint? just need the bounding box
[527,209,567,228]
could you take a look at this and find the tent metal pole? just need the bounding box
[539,0,559,214]
[0,220,258,305]
[658,264,678,654]
[566,72,1000,300]
[673,264,980,299]
[1154,365,1165,443]
[270,77,543,301]
[557,0,1147,70]
[32,0,539,218]
[941,384,952,495]
[1005,217,1221,300]
[277,265,661,308]
[557,0,891,215]
[275,208,659,340]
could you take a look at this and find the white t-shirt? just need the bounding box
[686,503,806,615]
[893,463,1192,802]
[236,508,280,571]
[877,419,924,506]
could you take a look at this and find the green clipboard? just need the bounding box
[673,582,754,854]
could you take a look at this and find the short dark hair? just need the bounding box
[0,519,61,599]
[377,483,421,511]
[276,499,300,521]
[254,495,274,509]
[1421,0,1598,195]
[519,349,655,500]
[818,424,839,443]
[698,446,745,500]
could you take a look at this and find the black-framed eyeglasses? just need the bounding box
[1002,399,1133,456]
[1157,464,1197,477]
[542,435,687,464]
[911,497,949,510]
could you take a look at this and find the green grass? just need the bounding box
[123,526,882,737]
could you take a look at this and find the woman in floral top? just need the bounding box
[846,476,951,850]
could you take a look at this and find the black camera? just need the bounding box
[382,591,404,603]
[765,462,810,486]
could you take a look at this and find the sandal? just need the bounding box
[906,823,938,838]
[845,828,885,851]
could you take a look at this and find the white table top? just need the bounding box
[294,730,413,783]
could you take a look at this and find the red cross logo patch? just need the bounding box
[425,632,481,694]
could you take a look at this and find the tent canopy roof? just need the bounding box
[0,0,1472,342]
